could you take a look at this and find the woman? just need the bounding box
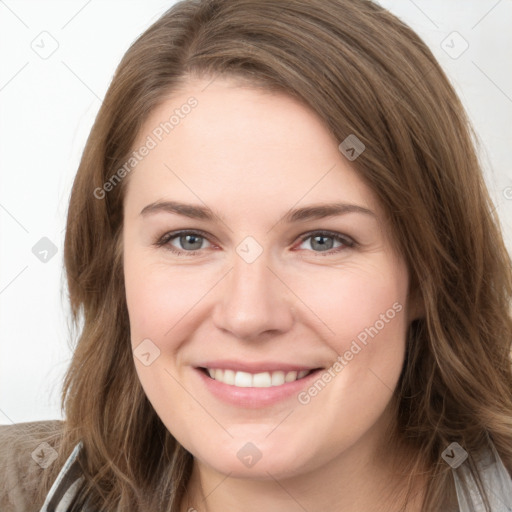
[1,0,511,511]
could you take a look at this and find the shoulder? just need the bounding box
[0,420,64,512]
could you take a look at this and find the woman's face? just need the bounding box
[123,76,413,479]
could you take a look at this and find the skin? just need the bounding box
[122,76,425,512]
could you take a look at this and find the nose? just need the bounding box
[211,251,295,341]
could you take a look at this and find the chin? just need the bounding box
[189,436,319,480]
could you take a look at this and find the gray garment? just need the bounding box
[452,439,512,511]
[38,441,85,512]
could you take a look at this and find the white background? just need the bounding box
[1,0,511,425]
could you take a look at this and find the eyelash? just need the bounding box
[153,229,357,257]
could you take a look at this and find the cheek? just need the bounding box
[124,255,201,347]
[338,279,406,349]
[124,255,200,422]
[291,262,407,343]
[293,263,408,397]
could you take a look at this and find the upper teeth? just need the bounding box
[206,368,311,387]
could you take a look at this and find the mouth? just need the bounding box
[198,367,322,388]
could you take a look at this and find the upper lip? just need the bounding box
[196,359,323,373]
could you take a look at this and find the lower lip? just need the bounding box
[195,368,323,408]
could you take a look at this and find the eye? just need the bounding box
[295,230,356,255]
[153,230,213,256]
[153,229,356,257]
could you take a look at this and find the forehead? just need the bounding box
[134,76,339,159]
[124,77,379,220]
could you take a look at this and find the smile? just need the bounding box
[195,365,325,408]
[203,368,314,387]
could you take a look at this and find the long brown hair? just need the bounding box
[35,0,512,510]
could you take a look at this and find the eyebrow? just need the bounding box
[140,200,375,223]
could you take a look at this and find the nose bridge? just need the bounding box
[212,245,294,339]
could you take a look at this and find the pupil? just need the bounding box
[182,234,202,250]
[312,235,333,251]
